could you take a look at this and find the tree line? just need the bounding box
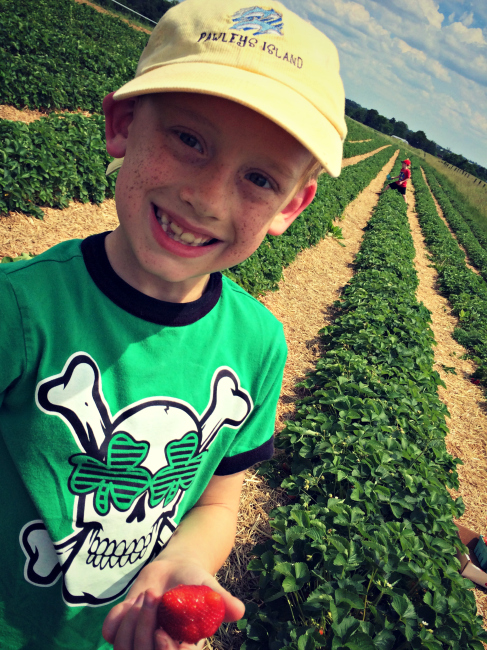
[346,99,487,183]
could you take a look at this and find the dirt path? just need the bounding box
[342,144,391,168]
[407,180,487,630]
[74,0,152,33]
[0,105,92,123]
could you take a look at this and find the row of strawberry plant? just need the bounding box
[343,118,390,158]
[226,146,395,296]
[240,160,487,649]
[1,113,116,218]
[344,117,377,143]
[421,165,487,279]
[423,166,487,251]
[343,140,390,158]
[0,0,147,112]
[411,161,487,388]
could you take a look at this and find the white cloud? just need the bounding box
[444,20,485,45]
[372,0,444,28]
[460,11,474,26]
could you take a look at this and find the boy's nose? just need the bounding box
[179,164,231,220]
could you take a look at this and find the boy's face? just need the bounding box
[104,92,316,302]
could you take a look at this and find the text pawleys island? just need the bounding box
[197,32,303,69]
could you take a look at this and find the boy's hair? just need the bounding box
[107,0,347,179]
[299,159,325,190]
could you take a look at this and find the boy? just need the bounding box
[0,0,346,648]
[381,158,411,201]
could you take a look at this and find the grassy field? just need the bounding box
[424,153,487,219]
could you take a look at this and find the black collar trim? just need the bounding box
[81,232,222,326]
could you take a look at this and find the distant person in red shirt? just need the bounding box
[380,159,411,201]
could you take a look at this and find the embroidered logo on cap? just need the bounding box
[231,6,284,36]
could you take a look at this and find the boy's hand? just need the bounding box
[102,558,244,650]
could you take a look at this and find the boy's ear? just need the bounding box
[103,92,136,159]
[267,180,318,236]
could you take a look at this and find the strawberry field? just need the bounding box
[2,1,487,649]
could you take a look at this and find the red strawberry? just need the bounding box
[157,585,225,644]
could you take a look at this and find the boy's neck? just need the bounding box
[104,230,211,303]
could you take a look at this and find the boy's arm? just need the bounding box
[103,471,247,650]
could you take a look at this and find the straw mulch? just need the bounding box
[341,144,391,168]
[0,105,92,124]
[407,181,487,635]
[0,200,119,259]
[0,105,48,123]
[347,139,372,143]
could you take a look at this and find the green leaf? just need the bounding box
[332,616,360,641]
[345,631,375,650]
[282,575,298,592]
[372,629,395,650]
[391,593,416,620]
[335,588,364,610]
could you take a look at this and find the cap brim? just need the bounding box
[112,61,343,178]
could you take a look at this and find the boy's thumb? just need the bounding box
[202,576,245,622]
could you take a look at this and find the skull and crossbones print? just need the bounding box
[20,353,252,606]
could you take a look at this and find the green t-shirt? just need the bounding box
[0,233,286,650]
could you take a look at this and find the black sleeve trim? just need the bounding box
[214,436,274,475]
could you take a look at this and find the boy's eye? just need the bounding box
[246,172,271,189]
[177,131,203,152]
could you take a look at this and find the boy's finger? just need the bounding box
[102,596,138,643]
[111,592,145,650]
[221,592,245,623]
[154,629,205,650]
[133,590,159,650]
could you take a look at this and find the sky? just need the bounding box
[278,0,487,168]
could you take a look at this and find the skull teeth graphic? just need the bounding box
[87,532,153,569]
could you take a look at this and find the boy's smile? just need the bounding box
[104,92,316,303]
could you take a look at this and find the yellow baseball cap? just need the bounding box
[107,0,347,177]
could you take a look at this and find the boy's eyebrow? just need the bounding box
[261,158,302,181]
[165,103,219,134]
[166,101,306,181]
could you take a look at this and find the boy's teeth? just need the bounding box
[156,208,213,247]
[180,232,195,244]
[169,221,183,236]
